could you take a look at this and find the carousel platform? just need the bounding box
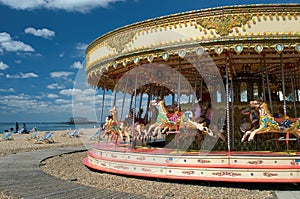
[83,142,300,183]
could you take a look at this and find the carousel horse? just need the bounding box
[241,100,300,142]
[239,106,260,134]
[146,99,214,137]
[118,108,147,142]
[102,107,130,143]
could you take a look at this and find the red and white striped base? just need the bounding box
[83,142,300,183]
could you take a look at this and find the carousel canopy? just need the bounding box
[86,4,300,98]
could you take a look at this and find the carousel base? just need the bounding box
[83,141,300,183]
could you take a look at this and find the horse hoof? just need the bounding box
[207,130,214,137]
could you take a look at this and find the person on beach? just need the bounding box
[22,123,27,134]
[15,122,19,133]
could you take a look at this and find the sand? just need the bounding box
[0,128,98,157]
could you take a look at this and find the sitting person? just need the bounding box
[204,104,213,128]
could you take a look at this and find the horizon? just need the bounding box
[0,0,298,123]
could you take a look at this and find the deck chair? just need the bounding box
[26,128,40,140]
[35,132,54,144]
[67,129,80,138]
[0,132,13,141]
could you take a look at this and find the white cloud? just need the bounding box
[6,72,38,79]
[0,88,15,92]
[47,83,65,89]
[0,0,126,13]
[70,61,83,69]
[55,98,71,104]
[0,61,9,70]
[59,52,64,58]
[50,71,73,78]
[59,88,76,96]
[25,27,55,39]
[60,88,95,97]
[0,93,48,112]
[76,42,88,50]
[47,94,59,98]
[0,32,34,53]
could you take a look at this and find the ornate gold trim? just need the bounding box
[105,31,136,53]
[196,14,253,36]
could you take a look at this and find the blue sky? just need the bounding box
[0,0,298,122]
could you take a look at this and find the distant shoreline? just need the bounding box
[63,121,97,125]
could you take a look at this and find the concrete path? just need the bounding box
[0,147,144,199]
[0,146,299,199]
[276,191,300,199]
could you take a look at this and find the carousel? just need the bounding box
[83,4,300,182]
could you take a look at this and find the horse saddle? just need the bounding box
[274,117,298,124]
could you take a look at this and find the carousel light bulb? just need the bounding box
[162,52,169,61]
[195,47,205,56]
[254,44,263,54]
[214,46,223,55]
[295,44,300,52]
[275,43,284,53]
[147,55,154,63]
[178,50,186,58]
[134,57,140,65]
[234,45,243,54]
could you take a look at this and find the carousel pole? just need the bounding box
[225,55,231,156]
[144,84,154,123]
[260,59,266,102]
[98,78,107,144]
[120,74,129,121]
[144,92,151,124]
[172,93,175,104]
[112,88,117,108]
[230,73,235,150]
[129,93,134,112]
[289,66,297,118]
[188,86,192,108]
[160,86,164,100]
[200,76,203,102]
[176,57,182,136]
[280,53,287,117]
[192,70,199,110]
[177,58,181,106]
[280,52,289,150]
[131,72,138,148]
[138,87,144,120]
[264,54,273,115]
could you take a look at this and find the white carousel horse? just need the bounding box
[241,100,300,142]
[145,99,214,137]
[102,107,130,143]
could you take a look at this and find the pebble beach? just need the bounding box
[0,128,295,199]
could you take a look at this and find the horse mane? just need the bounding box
[158,100,168,113]
[111,107,118,122]
[261,103,273,117]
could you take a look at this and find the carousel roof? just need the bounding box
[86,4,300,96]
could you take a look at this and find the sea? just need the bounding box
[0,122,101,134]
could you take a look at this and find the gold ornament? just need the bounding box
[196,14,252,36]
[106,31,136,53]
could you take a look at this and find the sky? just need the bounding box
[0,0,299,123]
